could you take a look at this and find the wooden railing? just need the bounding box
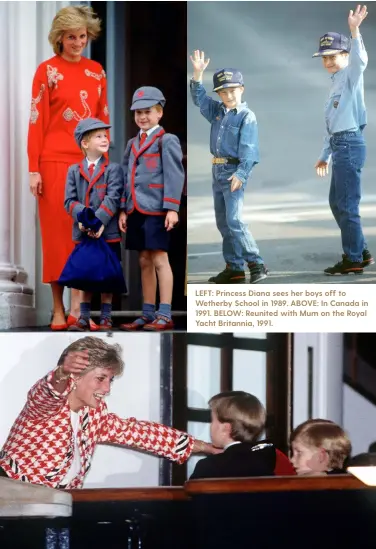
[2,477,375,549]
[70,475,369,502]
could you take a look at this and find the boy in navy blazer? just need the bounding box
[190,391,288,480]
[64,118,123,331]
[119,87,185,331]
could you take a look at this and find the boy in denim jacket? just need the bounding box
[314,5,373,275]
[190,51,268,284]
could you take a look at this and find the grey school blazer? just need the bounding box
[121,127,184,215]
[64,157,123,242]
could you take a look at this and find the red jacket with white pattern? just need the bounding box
[0,371,195,489]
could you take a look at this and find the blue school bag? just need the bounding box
[58,208,126,294]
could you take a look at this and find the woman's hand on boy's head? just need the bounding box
[165,210,178,231]
[190,50,210,77]
[348,5,368,30]
[315,160,329,178]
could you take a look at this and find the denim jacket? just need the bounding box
[319,34,367,162]
[190,79,259,184]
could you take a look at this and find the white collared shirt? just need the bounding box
[223,441,242,451]
[86,156,101,168]
[140,125,160,138]
[61,411,81,486]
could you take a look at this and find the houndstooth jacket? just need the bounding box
[0,371,195,489]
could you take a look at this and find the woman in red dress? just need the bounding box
[28,6,110,330]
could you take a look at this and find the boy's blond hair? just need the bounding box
[209,391,265,443]
[57,336,124,377]
[290,419,351,469]
[49,6,101,55]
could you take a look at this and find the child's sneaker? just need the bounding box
[324,257,363,275]
[362,249,374,267]
[248,263,268,284]
[208,267,245,284]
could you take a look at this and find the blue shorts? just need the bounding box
[125,210,170,252]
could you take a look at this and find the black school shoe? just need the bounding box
[248,263,269,284]
[208,267,246,284]
[324,257,363,276]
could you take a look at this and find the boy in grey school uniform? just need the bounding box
[119,86,184,331]
[190,50,268,285]
[64,117,124,331]
[314,5,373,275]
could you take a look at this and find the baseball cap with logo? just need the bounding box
[312,32,351,57]
[130,86,166,110]
[213,68,244,92]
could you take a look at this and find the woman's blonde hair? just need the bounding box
[57,336,124,377]
[49,5,101,55]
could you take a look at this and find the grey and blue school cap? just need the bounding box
[74,118,111,148]
[130,86,166,110]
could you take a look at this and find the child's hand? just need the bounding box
[29,173,43,197]
[228,174,243,192]
[165,210,178,231]
[315,160,329,177]
[118,211,127,233]
[93,224,104,239]
[190,50,210,80]
[348,5,368,30]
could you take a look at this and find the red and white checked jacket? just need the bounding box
[0,371,195,489]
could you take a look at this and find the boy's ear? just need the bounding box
[222,421,232,437]
[318,447,329,466]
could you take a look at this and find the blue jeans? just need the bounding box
[212,164,263,271]
[329,129,367,263]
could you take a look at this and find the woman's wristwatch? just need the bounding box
[29,172,39,175]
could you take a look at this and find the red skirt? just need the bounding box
[39,161,75,283]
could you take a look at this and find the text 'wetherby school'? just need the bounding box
[194,289,367,311]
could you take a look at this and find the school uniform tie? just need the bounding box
[139,132,147,147]
[88,163,95,178]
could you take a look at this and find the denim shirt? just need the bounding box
[190,79,259,183]
[319,35,367,162]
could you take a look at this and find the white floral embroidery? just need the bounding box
[84,68,104,81]
[103,104,109,117]
[30,84,46,124]
[47,65,64,88]
[98,85,101,97]
[63,90,91,122]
